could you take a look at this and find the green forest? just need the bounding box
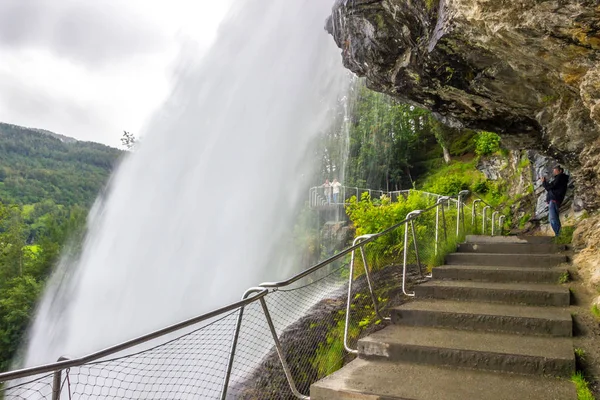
[0,123,121,371]
[0,123,122,206]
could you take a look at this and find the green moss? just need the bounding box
[425,0,437,11]
[374,14,386,30]
[541,94,559,104]
[526,184,534,194]
[592,304,600,321]
[519,214,531,229]
[518,157,530,169]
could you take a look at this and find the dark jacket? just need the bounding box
[543,172,569,205]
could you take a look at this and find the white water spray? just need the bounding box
[24,0,348,366]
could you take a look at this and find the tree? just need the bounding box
[120,131,136,150]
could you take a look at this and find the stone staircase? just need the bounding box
[311,235,577,400]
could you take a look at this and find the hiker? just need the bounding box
[322,179,332,205]
[331,178,342,204]
[542,165,569,236]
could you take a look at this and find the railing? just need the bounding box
[308,186,458,209]
[470,192,506,236]
[1,190,500,400]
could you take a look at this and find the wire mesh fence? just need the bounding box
[1,191,495,400]
[4,310,241,400]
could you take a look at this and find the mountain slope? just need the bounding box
[0,123,123,206]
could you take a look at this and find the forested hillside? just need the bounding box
[0,123,122,206]
[0,123,121,372]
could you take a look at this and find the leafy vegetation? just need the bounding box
[0,202,86,371]
[475,131,501,156]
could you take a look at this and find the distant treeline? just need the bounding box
[0,123,122,206]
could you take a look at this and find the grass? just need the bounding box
[425,234,462,270]
[554,225,576,245]
[575,348,586,361]
[558,270,571,284]
[572,371,596,400]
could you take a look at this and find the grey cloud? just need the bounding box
[0,74,115,144]
[0,0,169,68]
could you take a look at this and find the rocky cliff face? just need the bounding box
[327,0,600,209]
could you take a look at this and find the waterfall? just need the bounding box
[23,0,349,366]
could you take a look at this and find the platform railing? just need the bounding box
[1,190,495,400]
[308,186,458,208]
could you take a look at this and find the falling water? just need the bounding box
[24,0,349,366]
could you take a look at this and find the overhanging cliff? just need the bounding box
[327,0,600,209]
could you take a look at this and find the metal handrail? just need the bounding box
[2,189,490,400]
[0,289,269,383]
[470,192,505,236]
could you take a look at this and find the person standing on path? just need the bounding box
[322,179,332,205]
[542,165,569,236]
[331,178,342,204]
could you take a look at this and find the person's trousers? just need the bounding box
[548,201,561,236]
[333,193,339,204]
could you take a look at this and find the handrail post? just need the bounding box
[344,244,360,354]
[221,288,264,400]
[258,297,309,400]
[51,356,70,400]
[491,211,499,236]
[358,242,389,322]
[435,196,450,255]
[441,200,448,241]
[457,190,469,236]
[52,370,62,400]
[402,211,422,296]
[498,215,506,236]
[482,206,491,234]
[435,203,440,256]
[472,199,481,232]
[410,219,423,277]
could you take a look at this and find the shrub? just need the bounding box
[475,131,501,156]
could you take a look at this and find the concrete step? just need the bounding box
[311,358,577,400]
[466,235,555,244]
[391,299,572,337]
[458,242,566,254]
[446,252,567,267]
[414,280,570,306]
[358,326,575,377]
[433,265,568,284]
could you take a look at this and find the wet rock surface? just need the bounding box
[327,0,600,209]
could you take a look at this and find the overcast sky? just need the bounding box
[0,0,231,147]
